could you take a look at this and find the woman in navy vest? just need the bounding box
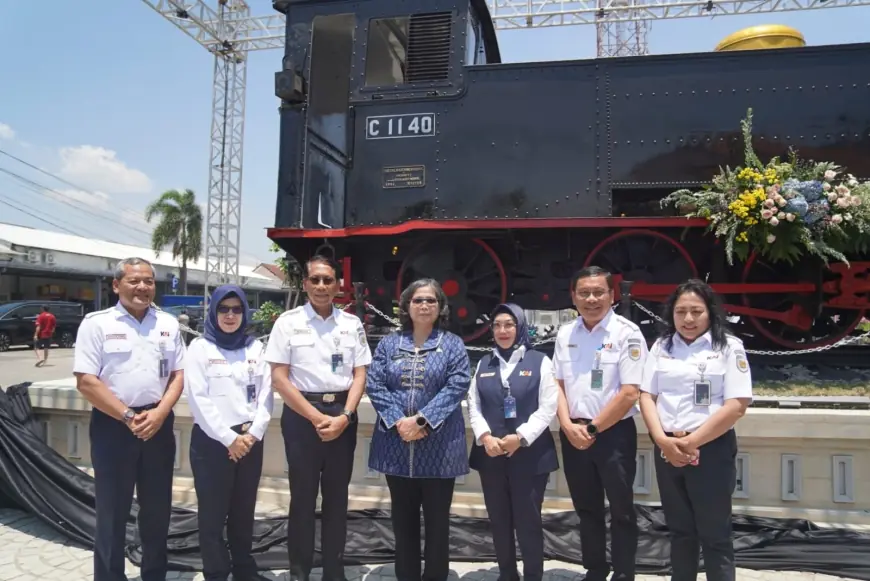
[468,303,559,581]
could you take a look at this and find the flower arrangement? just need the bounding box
[660,108,870,265]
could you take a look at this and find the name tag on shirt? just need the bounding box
[591,369,604,391]
[504,395,517,419]
[246,384,256,403]
[332,353,343,373]
[694,380,711,406]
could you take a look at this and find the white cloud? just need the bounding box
[58,145,152,195]
[50,188,111,208]
[0,123,14,140]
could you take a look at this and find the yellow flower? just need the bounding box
[736,232,749,243]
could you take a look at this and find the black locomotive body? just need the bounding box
[268,0,870,349]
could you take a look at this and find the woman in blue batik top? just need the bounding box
[366,278,472,581]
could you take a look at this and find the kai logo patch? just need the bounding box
[519,370,532,377]
[627,337,642,361]
[160,331,170,337]
[735,350,749,373]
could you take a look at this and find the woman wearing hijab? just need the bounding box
[467,303,559,581]
[185,285,274,581]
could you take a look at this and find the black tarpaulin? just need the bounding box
[2,382,870,578]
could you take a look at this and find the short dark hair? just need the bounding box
[398,278,450,331]
[42,305,50,312]
[659,279,731,352]
[570,266,613,292]
[305,254,341,279]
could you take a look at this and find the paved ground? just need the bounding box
[0,508,859,581]
[0,346,74,388]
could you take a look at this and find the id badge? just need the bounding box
[590,369,604,391]
[504,395,517,419]
[331,353,343,373]
[246,384,256,403]
[694,380,711,406]
[159,358,169,379]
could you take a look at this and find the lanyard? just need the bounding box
[697,362,706,381]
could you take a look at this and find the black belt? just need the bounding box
[131,402,160,413]
[302,391,348,404]
[231,422,252,434]
[664,430,693,437]
[571,418,592,425]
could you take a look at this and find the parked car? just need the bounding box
[0,301,84,352]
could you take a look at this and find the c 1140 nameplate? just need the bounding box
[382,166,426,189]
[366,114,435,140]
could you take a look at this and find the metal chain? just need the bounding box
[630,299,870,356]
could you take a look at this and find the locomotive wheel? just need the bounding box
[584,229,697,334]
[396,237,508,342]
[741,252,865,349]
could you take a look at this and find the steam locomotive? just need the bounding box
[267,0,870,350]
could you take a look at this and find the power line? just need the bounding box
[0,194,86,238]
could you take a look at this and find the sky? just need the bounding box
[0,1,868,266]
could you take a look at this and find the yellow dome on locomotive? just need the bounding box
[715,25,806,52]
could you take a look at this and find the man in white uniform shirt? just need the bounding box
[73,257,186,581]
[553,266,648,581]
[264,255,373,581]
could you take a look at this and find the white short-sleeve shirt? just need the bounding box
[263,303,373,393]
[73,303,186,408]
[184,337,274,447]
[640,332,753,432]
[553,310,647,421]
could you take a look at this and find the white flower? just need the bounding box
[832,214,843,224]
[837,197,851,208]
[770,216,780,226]
[844,213,853,221]
[764,199,776,208]
[776,197,787,207]
[828,192,839,202]
[786,213,795,222]
[825,169,837,180]
[767,234,776,243]
[823,182,832,191]
[777,211,786,219]
[853,196,862,207]
[761,209,774,219]
[835,185,851,196]
[848,179,859,187]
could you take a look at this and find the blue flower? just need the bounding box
[784,195,809,217]
[784,179,824,203]
[804,199,829,225]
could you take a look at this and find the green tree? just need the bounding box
[270,242,303,308]
[145,189,203,295]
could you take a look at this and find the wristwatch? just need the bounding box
[341,409,357,423]
[415,414,427,427]
[586,423,599,437]
[122,408,135,424]
[519,436,530,447]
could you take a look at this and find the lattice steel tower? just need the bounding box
[597,0,650,56]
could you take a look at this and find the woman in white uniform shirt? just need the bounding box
[185,284,274,581]
[639,279,753,581]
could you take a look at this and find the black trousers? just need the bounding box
[561,417,638,581]
[478,463,549,581]
[385,475,456,581]
[281,402,357,581]
[189,424,264,581]
[90,408,175,581]
[654,430,738,581]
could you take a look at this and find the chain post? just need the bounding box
[353,282,366,321]
[619,280,634,320]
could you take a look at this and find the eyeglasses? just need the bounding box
[307,276,335,286]
[217,305,244,315]
[411,297,438,305]
[492,322,517,330]
[575,289,609,299]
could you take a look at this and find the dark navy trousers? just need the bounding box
[190,424,264,581]
[90,408,175,581]
[478,461,549,581]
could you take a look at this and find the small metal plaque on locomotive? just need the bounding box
[366,113,435,140]
[382,165,426,189]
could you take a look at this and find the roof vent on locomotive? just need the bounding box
[266,0,870,353]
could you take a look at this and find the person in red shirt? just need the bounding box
[34,305,57,367]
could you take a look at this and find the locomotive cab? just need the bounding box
[273,0,499,232]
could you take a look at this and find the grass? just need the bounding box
[754,381,870,397]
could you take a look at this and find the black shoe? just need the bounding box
[234,574,271,581]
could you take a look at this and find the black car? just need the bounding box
[0,301,84,352]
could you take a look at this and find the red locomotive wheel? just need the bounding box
[396,237,508,343]
[584,229,698,334]
[740,252,865,349]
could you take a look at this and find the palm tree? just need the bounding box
[145,189,203,295]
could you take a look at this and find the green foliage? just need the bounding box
[661,109,870,266]
[269,242,302,287]
[252,301,283,333]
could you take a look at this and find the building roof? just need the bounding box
[0,222,276,284]
[256,262,287,282]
